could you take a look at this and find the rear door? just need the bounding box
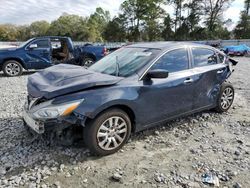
[26,39,52,69]
[191,47,228,109]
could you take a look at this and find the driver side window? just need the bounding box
[150,48,189,73]
[30,40,49,49]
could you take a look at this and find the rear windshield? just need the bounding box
[88,47,160,77]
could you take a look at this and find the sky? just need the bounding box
[0,0,245,29]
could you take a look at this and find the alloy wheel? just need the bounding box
[97,116,128,151]
[5,63,20,76]
[220,87,234,109]
[83,59,94,67]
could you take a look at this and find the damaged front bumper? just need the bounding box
[22,97,82,134]
[23,109,45,134]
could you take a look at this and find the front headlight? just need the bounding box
[32,99,83,120]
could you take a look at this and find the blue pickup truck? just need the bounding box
[0,36,108,76]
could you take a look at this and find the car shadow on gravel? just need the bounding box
[0,110,220,177]
[0,70,37,77]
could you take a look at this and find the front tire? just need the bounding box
[215,82,234,113]
[3,60,23,77]
[84,108,131,156]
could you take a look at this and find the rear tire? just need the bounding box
[3,60,23,77]
[84,108,131,156]
[215,82,234,113]
[81,57,95,67]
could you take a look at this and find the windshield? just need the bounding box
[18,38,34,48]
[88,47,160,77]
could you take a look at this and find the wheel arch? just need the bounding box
[1,57,27,70]
[83,52,96,61]
[85,104,137,133]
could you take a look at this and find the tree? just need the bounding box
[120,0,166,41]
[16,25,31,40]
[162,15,174,40]
[245,0,250,15]
[184,0,203,33]
[29,21,50,37]
[202,0,233,32]
[234,12,250,39]
[120,0,146,41]
[170,0,185,33]
[173,0,204,40]
[0,0,243,42]
[142,0,166,41]
[48,14,89,41]
[103,16,127,42]
[87,7,111,42]
[234,0,250,39]
[175,20,190,40]
[0,24,18,41]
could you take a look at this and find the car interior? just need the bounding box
[51,39,70,62]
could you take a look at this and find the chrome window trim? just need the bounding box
[216,51,226,64]
[190,46,219,68]
[139,46,190,81]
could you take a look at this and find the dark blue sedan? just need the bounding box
[23,42,237,155]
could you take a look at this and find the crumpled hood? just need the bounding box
[27,64,122,99]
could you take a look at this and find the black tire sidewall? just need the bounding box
[84,108,131,156]
[216,83,234,113]
[82,57,94,67]
[3,60,23,77]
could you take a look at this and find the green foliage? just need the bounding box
[0,24,19,41]
[120,0,166,41]
[47,14,89,41]
[203,0,233,32]
[234,0,250,39]
[162,15,174,40]
[0,1,245,42]
[16,25,31,40]
[30,21,50,37]
[103,16,127,42]
[87,7,111,42]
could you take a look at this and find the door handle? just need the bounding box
[217,70,224,74]
[184,78,193,84]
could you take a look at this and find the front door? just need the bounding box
[26,39,51,69]
[137,48,196,126]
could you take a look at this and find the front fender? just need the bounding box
[1,56,27,70]
[72,87,139,120]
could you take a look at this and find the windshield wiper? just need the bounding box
[115,56,120,76]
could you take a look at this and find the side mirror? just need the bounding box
[145,69,169,79]
[29,43,38,49]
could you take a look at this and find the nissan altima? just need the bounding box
[23,42,237,155]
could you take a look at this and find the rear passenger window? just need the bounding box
[218,53,225,63]
[192,48,217,67]
[150,48,189,73]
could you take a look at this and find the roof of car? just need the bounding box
[127,42,211,50]
[35,36,70,40]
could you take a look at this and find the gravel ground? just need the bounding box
[0,57,249,188]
